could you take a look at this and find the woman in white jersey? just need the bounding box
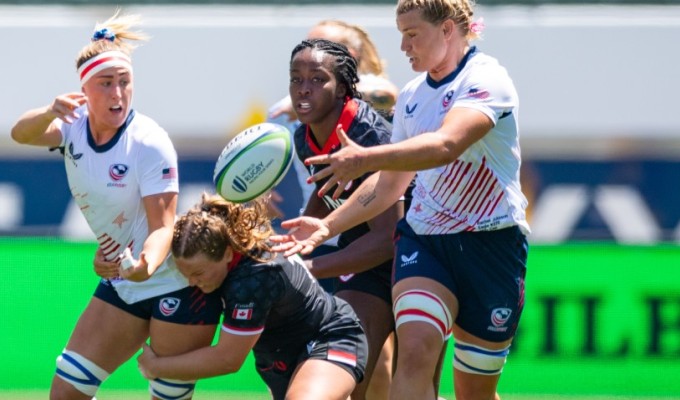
[10,10,222,400]
[271,1,530,399]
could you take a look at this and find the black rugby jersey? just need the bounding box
[294,99,392,247]
[219,252,337,352]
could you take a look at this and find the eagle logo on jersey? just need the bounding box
[109,164,129,181]
[442,90,455,108]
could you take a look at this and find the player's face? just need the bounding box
[82,66,133,133]
[175,251,230,293]
[397,9,449,74]
[289,48,345,127]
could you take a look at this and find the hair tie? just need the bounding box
[470,17,485,35]
[92,28,116,42]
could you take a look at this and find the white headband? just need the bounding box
[77,51,132,85]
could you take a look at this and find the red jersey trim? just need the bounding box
[305,98,359,155]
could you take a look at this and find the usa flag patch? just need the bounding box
[162,167,177,179]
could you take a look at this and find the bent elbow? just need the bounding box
[10,127,30,144]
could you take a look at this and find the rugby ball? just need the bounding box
[213,122,295,203]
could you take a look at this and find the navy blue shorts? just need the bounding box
[393,219,528,342]
[94,280,223,325]
[254,298,368,400]
[305,244,392,305]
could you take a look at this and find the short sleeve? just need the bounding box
[137,130,179,198]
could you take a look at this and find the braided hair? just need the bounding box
[290,38,361,100]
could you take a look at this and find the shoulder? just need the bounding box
[351,100,392,146]
[221,257,284,296]
[127,111,170,141]
[400,73,428,94]
[464,51,513,83]
[126,111,176,153]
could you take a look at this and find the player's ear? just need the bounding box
[223,247,234,265]
[336,83,347,99]
[442,19,455,38]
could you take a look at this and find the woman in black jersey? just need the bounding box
[137,193,367,400]
[288,38,402,400]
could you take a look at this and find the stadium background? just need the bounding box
[1,0,679,399]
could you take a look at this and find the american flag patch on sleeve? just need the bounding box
[162,167,177,179]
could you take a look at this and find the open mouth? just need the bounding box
[296,101,312,114]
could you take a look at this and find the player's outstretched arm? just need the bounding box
[270,216,331,257]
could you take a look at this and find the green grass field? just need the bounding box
[3,239,680,399]
[0,392,676,400]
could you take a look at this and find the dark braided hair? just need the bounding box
[290,38,362,100]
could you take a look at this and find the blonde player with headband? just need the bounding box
[11,10,222,400]
[272,1,530,399]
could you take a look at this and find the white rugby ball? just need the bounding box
[213,122,294,203]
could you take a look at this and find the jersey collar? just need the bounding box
[86,109,136,153]
[426,46,477,89]
[305,98,359,155]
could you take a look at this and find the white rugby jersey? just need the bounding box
[57,107,188,303]
[392,47,530,235]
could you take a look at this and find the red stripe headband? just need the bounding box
[77,51,132,85]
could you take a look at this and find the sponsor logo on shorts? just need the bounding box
[159,297,181,316]
[339,273,355,282]
[488,307,512,332]
[400,251,419,267]
[258,360,288,372]
[306,340,317,354]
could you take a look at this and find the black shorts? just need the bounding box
[394,219,528,342]
[94,280,223,325]
[254,298,368,400]
[307,245,392,305]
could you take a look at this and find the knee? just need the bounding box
[149,378,196,400]
[53,350,109,399]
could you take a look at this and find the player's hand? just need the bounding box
[93,247,120,279]
[305,124,368,199]
[268,97,297,122]
[119,251,152,282]
[270,217,331,257]
[49,93,87,124]
[137,343,158,380]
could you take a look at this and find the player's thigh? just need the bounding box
[392,277,458,370]
[287,359,356,400]
[393,276,459,334]
[149,319,218,355]
[64,296,149,372]
[148,286,222,355]
[336,289,393,350]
